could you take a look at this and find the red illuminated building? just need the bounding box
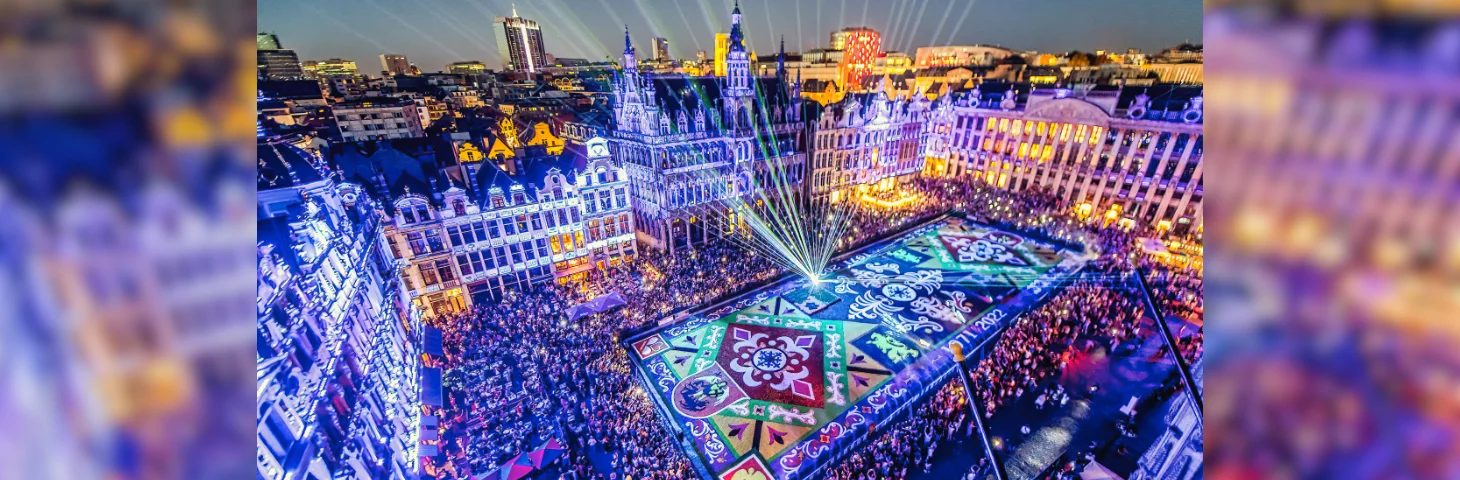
[837,27,880,90]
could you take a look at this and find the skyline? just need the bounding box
[258,0,1201,73]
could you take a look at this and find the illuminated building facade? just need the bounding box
[1132,361,1203,480]
[259,49,305,80]
[611,4,808,252]
[331,98,426,142]
[914,45,1017,68]
[653,36,671,61]
[257,32,304,80]
[258,32,282,50]
[447,61,488,75]
[925,84,1203,235]
[313,58,359,77]
[878,51,913,76]
[830,29,850,50]
[493,9,547,73]
[714,33,729,77]
[810,89,942,201]
[257,137,421,479]
[349,135,632,315]
[838,27,880,91]
[1141,62,1204,84]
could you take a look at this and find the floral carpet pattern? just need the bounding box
[625,216,1088,480]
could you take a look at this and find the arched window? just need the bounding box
[453,199,466,216]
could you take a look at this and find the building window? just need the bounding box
[420,262,441,287]
[406,230,443,256]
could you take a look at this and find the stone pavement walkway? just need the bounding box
[912,316,1181,480]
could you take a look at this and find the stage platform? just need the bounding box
[623,215,1089,480]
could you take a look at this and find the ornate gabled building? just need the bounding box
[256,137,422,480]
[809,87,943,202]
[347,136,632,316]
[611,1,809,253]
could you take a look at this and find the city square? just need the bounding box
[254,0,1205,478]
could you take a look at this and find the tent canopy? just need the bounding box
[565,292,627,321]
[424,325,444,356]
[420,366,443,406]
[1139,237,1169,255]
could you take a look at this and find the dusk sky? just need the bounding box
[258,0,1201,73]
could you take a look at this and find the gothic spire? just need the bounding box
[623,24,633,56]
[777,36,786,79]
[729,0,745,52]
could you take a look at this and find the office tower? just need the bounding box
[380,54,409,75]
[493,7,547,72]
[652,36,670,61]
[257,32,282,50]
[258,51,303,80]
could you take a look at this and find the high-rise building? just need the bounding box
[258,49,304,80]
[837,27,880,90]
[652,36,670,61]
[380,54,410,75]
[493,8,547,73]
[714,33,729,76]
[257,32,282,50]
[696,50,707,63]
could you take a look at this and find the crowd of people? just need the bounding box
[821,270,1153,480]
[419,174,1204,480]
[824,382,971,480]
[423,236,782,479]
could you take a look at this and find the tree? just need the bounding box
[1067,51,1092,67]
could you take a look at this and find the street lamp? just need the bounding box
[950,341,1010,480]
